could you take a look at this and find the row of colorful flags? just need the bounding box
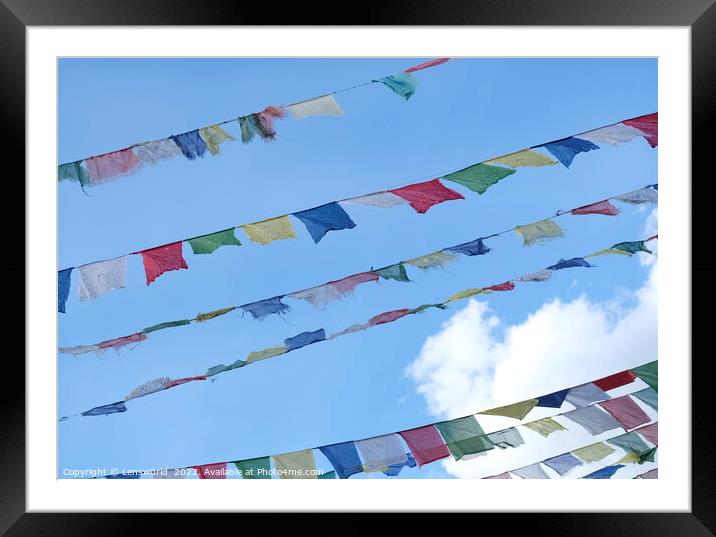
[57,111,658,313]
[58,58,452,189]
[89,361,656,479]
[59,234,657,417]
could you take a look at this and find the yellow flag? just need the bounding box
[246,345,288,364]
[523,417,566,437]
[242,215,297,245]
[586,248,632,258]
[572,442,615,463]
[405,251,457,270]
[272,449,317,479]
[480,399,539,420]
[485,149,557,168]
[515,219,565,247]
[195,307,236,323]
[199,125,236,155]
[446,288,484,302]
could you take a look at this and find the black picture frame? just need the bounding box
[3,0,713,533]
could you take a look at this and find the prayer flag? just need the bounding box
[196,307,236,323]
[319,442,364,479]
[565,383,610,408]
[355,434,408,472]
[614,185,658,204]
[593,370,637,391]
[536,389,569,408]
[284,329,326,351]
[572,442,616,463]
[78,257,128,302]
[434,416,494,461]
[272,449,317,479]
[143,319,191,333]
[486,428,525,449]
[125,377,170,401]
[288,284,342,309]
[329,272,379,296]
[84,149,142,184]
[390,179,464,214]
[342,191,408,208]
[484,149,556,168]
[539,137,599,168]
[187,229,241,255]
[170,130,208,160]
[234,457,272,479]
[636,422,658,446]
[404,58,450,73]
[571,200,620,216]
[132,139,183,166]
[139,242,188,285]
[58,161,91,186]
[82,401,127,417]
[246,345,288,364]
[443,163,516,195]
[599,396,651,430]
[546,257,591,271]
[632,388,658,411]
[611,241,652,255]
[480,399,538,420]
[563,406,621,435]
[576,123,644,146]
[607,431,652,457]
[198,125,235,155]
[445,238,491,257]
[543,453,582,476]
[512,463,549,479]
[241,215,297,245]
[293,202,356,243]
[583,464,624,479]
[515,219,565,246]
[375,72,418,100]
[368,309,411,326]
[631,361,658,392]
[405,251,457,270]
[375,263,410,282]
[58,268,72,313]
[398,425,451,467]
[522,417,567,437]
[622,113,658,147]
[287,94,344,119]
[241,297,290,320]
[518,270,553,283]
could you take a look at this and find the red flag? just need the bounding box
[600,396,651,430]
[368,309,411,327]
[593,370,637,391]
[193,463,227,479]
[404,58,450,73]
[637,422,658,446]
[398,425,451,468]
[485,281,515,292]
[571,199,620,216]
[139,242,188,285]
[166,375,208,389]
[623,113,658,148]
[390,179,464,214]
[98,332,146,351]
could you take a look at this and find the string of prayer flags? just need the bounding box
[319,442,365,479]
[599,395,651,430]
[443,163,517,195]
[234,457,272,479]
[375,72,418,100]
[538,137,599,168]
[398,425,451,468]
[522,417,567,437]
[404,57,451,73]
[563,406,622,435]
[572,442,616,463]
[631,361,658,391]
[139,242,188,285]
[170,130,208,160]
[58,268,72,313]
[389,179,464,214]
[543,453,582,476]
[293,202,356,243]
[84,149,142,183]
[582,464,624,479]
[512,463,550,479]
[272,449,317,480]
[622,113,658,147]
[287,95,344,119]
[484,149,557,168]
[187,229,241,255]
[479,399,539,420]
[78,257,127,302]
[570,199,620,216]
[515,219,565,246]
[434,416,494,461]
[241,215,296,245]
[241,297,290,320]
[198,125,235,155]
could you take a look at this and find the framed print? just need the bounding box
[3,0,714,533]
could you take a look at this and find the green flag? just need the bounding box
[435,416,494,460]
[187,228,242,255]
[612,241,652,255]
[631,361,658,392]
[443,163,516,195]
[375,263,410,282]
[234,457,272,479]
[143,319,191,333]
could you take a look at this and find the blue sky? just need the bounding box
[58,58,657,479]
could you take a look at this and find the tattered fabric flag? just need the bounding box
[143,319,191,333]
[572,442,616,463]
[599,396,651,430]
[58,268,72,313]
[611,241,652,255]
[632,387,658,411]
[241,215,297,245]
[97,332,147,352]
[125,377,171,401]
[435,416,494,461]
[583,464,624,479]
[58,161,91,186]
[374,72,418,100]
[246,345,288,364]
[234,457,272,479]
[636,422,658,447]
[515,219,565,247]
[622,113,658,147]
[404,57,450,73]
[409,303,448,315]
[390,179,464,214]
[84,149,142,184]
[523,417,567,437]
[543,453,582,477]
[614,184,658,205]
[293,202,356,243]
[319,442,364,479]
[368,309,411,326]
[139,242,188,285]
[512,463,549,479]
[196,307,236,323]
[132,139,183,166]
[398,425,451,468]
[319,470,337,479]
[636,468,658,479]
[383,454,417,477]
[539,137,599,168]
[486,472,513,479]
[287,94,344,119]
[193,463,227,479]
[546,257,592,271]
[405,251,457,271]
[586,247,632,258]
[487,428,525,449]
[484,149,557,168]
[356,434,408,472]
[375,263,410,282]
[571,200,620,216]
[631,361,658,392]
[446,288,484,302]
[608,431,652,458]
[187,228,241,255]
[329,272,379,296]
[575,123,645,146]
[285,329,326,352]
[518,269,553,283]
[78,257,128,302]
[241,297,290,320]
[342,191,408,208]
[565,383,610,408]
[443,163,517,195]
[593,370,637,392]
[198,124,235,155]
[272,449,317,479]
[170,130,208,160]
[288,284,342,309]
[536,389,569,408]
[445,238,491,257]
[165,375,207,388]
[58,344,100,356]
[484,281,516,293]
[239,107,286,143]
[480,399,539,420]
[329,323,368,339]
[82,401,127,417]
[563,406,621,435]
[205,358,247,377]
